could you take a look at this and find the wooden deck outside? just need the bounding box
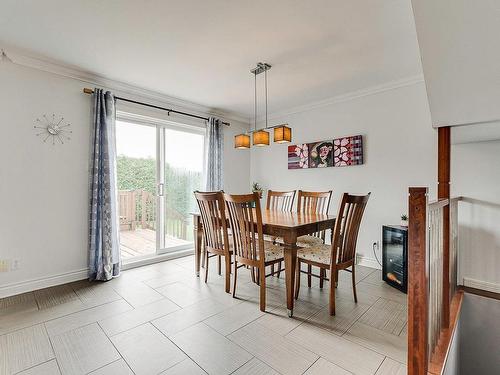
[120,228,191,259]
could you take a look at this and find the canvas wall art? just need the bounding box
[287,135,363,169]
[308,141,333,168]
[287,143,309,169]
[333,135,363,166]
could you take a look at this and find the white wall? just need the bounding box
[411,0,500,127]
[0,62,250,297]
[452,140,500,291]
[250,82,437,266]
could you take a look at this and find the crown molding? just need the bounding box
[1,46,250,127]
[257,74,425,123]
[3,45,424,127]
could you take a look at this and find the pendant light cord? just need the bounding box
[254,71,257,131]
[264,66,268,129]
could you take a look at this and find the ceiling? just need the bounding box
[0,0,423,119]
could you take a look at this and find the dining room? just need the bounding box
[5,0,500,374]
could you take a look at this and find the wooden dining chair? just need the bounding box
[294,192,371,315]
[224,192,284,312]
[194,191,232,293]
[266,190,296,277]
[266,190,296,212]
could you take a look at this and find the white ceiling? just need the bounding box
[0,0,422,119]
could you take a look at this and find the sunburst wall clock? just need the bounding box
[34,114,72,145]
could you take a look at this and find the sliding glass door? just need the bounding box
[116,116,204,261]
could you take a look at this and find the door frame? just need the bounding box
[116,110,205,257]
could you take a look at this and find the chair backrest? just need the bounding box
[224,192,265,265]
[194,191,230,256]
[297,190,333,240]
[266,190,296,212]
[331,192,371,267]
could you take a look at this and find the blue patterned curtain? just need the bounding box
[88,89,120,281]
[205,117,224,191]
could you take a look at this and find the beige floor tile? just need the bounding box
[0,292,38,316]
[375,358,407,375]
[99,298,180,336]
[232,357,279,375]
[336,266,378,286]
[71,281,122,308]
[146,261,186,275]
[0,300,85,336]
[45,300,132,337]
[355,282,407,305]
[228,322,318,375]
[88,359,133,375]
[305,298,370,335]
[344,322,407,364]
[112,323,186,375]
[286,323,384,375]
[111,281,164,308]
[156,282,205,308]
[144,272,186,289]
[358,298,407,335]
[0,324,54,375]
[159,358,206,375]
[51,323,120,375]
[256,300,322,336]
[152,299,229,337]
[360,270,384,286]
[171,323,252,375]
[204,301,264,336]
[399,324,407,338]
[304,358,353,375]
[16,359,61,375]
[34,285,80,310]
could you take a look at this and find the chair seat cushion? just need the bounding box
[297,244,331,264]
[296,235,324,247]
[263,242,284,262]
[274,235,323,247]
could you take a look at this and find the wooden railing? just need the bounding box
[118,189,188,240]
[408,187,463,375]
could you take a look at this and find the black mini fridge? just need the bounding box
[382,225,408,293]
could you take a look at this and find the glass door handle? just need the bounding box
[158,183,165,196]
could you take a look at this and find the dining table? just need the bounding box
[191,209,336,317]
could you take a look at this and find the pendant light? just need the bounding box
[234,62,292,149]
[273,124,292,143]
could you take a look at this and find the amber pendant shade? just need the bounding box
[253,130,270,146]
[234,134,251,149]
[273,125,292,143]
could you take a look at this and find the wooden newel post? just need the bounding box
[438,127,451,328]
[408,187,429,375]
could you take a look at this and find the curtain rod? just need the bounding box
[83,88,230,126]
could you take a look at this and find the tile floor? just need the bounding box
[0,255,407,375]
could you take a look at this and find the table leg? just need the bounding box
[283,241,298,317]
[194,215,202,277]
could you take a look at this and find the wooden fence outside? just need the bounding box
[118,189,188,240]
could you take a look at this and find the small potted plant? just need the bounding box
[401,214,408,227]
[252,182,263,199]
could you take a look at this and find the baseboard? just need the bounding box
[462,277,500,294]
[0,250,195,298]
[0,268,89,298]
[356,255,382,270]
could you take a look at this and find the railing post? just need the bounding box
[408,187,429,375]
[438,127,451,328]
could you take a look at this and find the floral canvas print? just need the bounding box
[309,141,333,168]
[288,144,309,169]
[333,135,363,166]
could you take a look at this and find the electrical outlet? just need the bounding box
[11,259,20,271]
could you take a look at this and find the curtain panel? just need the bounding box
[88,89,120,281]
[205,117,224,191]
